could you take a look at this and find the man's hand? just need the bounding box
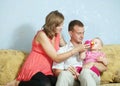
[97,56,108,66]
[94,62,107,72]
[67,65,79,80]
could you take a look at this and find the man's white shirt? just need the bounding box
[52,41,83,70]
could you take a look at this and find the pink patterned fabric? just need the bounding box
[83,51,105,64]
[83,51,105,76]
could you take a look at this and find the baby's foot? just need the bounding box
[5,80,19,86]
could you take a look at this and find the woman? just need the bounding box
[6,10,86,86]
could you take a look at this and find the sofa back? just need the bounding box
[101,45,120,84]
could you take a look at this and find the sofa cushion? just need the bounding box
[0,50,27,85]
[114,69,120,83]
[100,45,120,83]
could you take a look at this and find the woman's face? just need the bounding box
[55,23,63,33]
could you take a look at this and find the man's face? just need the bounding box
[70,25,84,44]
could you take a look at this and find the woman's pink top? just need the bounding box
[17,30,60,81]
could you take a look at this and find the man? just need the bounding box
[52,20,107,86]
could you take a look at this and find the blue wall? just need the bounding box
[0,0,120,52]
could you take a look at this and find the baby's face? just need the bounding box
[91,39,102,50]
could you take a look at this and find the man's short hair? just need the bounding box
[68,20,84,31]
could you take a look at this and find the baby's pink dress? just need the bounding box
[84,51,105,76]
[83,51,105,64]
[17,30,60,81]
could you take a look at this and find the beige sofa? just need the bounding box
[0,45,120,86]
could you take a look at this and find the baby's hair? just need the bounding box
[93,37,104,47]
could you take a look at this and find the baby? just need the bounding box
[76,37,108,76]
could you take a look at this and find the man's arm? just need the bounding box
[97,56,108,66]
[94,62,107,72]
[95,55,108,72]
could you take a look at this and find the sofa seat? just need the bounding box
[0,44,120,86]
[100,83,120,86]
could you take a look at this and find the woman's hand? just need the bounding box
[72,44,89,54]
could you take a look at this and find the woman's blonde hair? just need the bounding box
[43,10,64,39]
